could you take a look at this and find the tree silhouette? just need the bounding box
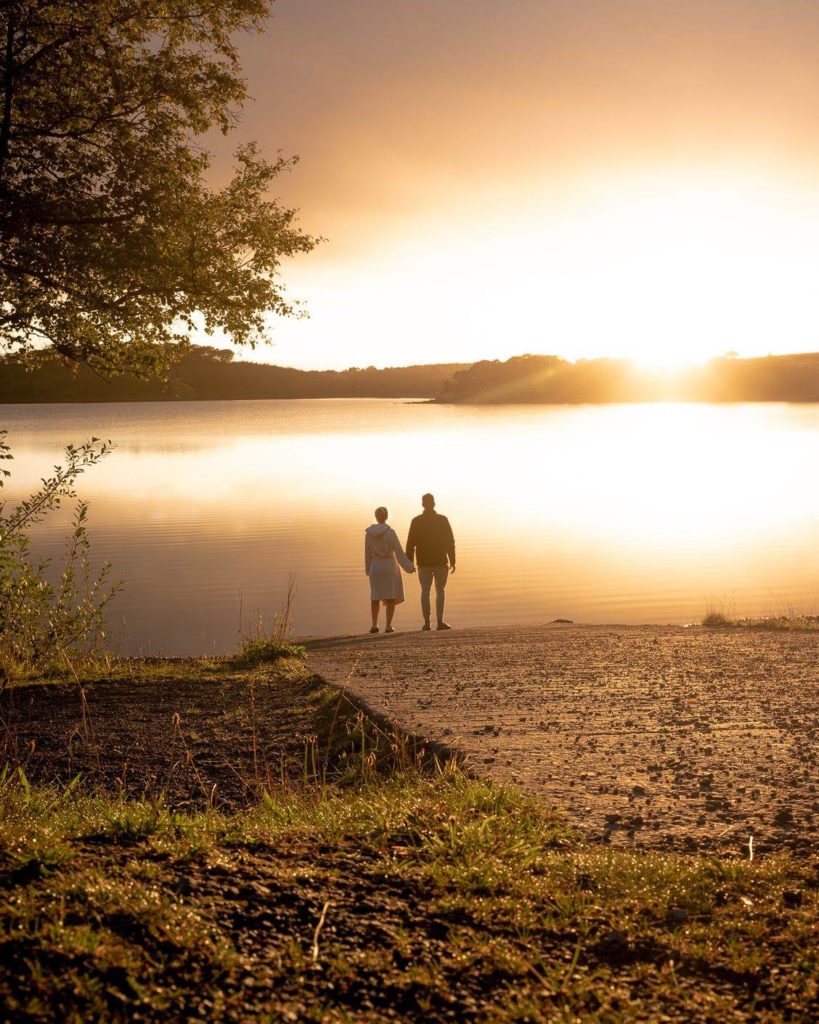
[0,1,316,375]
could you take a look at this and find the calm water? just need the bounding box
[2,399,817,655]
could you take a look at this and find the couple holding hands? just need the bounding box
[364,492,456,634]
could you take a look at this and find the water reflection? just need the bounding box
[3,399,817,654]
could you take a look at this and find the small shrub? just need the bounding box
[0,432,120,677]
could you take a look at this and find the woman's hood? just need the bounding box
[366,523,392,537]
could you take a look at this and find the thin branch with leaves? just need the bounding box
[0,430,120,676]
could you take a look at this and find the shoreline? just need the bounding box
[5,395,819,406]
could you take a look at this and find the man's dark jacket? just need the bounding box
[406,511,456,568]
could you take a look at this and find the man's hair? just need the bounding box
[374,506,388,522]
[421,492,435,506]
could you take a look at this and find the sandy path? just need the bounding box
[306,624,819,855]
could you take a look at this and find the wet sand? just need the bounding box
[306,624,819,856]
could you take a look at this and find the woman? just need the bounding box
[364,506,415,633]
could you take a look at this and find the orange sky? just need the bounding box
[206,0,819,370]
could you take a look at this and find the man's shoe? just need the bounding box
[436,622,453,630]
[422,623,431,631]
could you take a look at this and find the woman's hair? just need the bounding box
[374,506,388,523]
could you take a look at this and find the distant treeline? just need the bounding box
[435,353,819,404]
[0,347,469,403]
[4,347,819,405]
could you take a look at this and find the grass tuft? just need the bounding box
[231,637,307,666]
[702,611,819,631]
[701,597,819,630]
[702,609,734,627]
[234,574,307,665]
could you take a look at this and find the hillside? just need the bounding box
[435,352,819,403]
[0,348,469,403]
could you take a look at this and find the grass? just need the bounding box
[702,611,819,631]
[1,646,818,1022]
[1,754,818,1020]
[232,637,307,667]
[233,574,306,667]
[701,599,819,631]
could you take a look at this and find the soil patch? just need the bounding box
[0,665,344,807]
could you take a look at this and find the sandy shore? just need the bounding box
[306,624,819,856]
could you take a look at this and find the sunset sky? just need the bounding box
[208,0,819,370]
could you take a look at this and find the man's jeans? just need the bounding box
[418,565,448,624]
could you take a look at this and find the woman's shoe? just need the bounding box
[369,626,379,634]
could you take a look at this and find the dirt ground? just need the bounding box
[0,666,341,808]
[306,624,819,856]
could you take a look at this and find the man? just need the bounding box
[405,493,456,631]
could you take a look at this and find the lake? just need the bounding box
[2,399,817,655]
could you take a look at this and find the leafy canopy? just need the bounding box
[0,1,316,375]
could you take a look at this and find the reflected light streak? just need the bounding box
[5,399,817,651]
[8,403,818,554]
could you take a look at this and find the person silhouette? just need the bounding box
[405,493,456,631]
[364,506,415,633]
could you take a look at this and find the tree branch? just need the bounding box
[0,4,15,184]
